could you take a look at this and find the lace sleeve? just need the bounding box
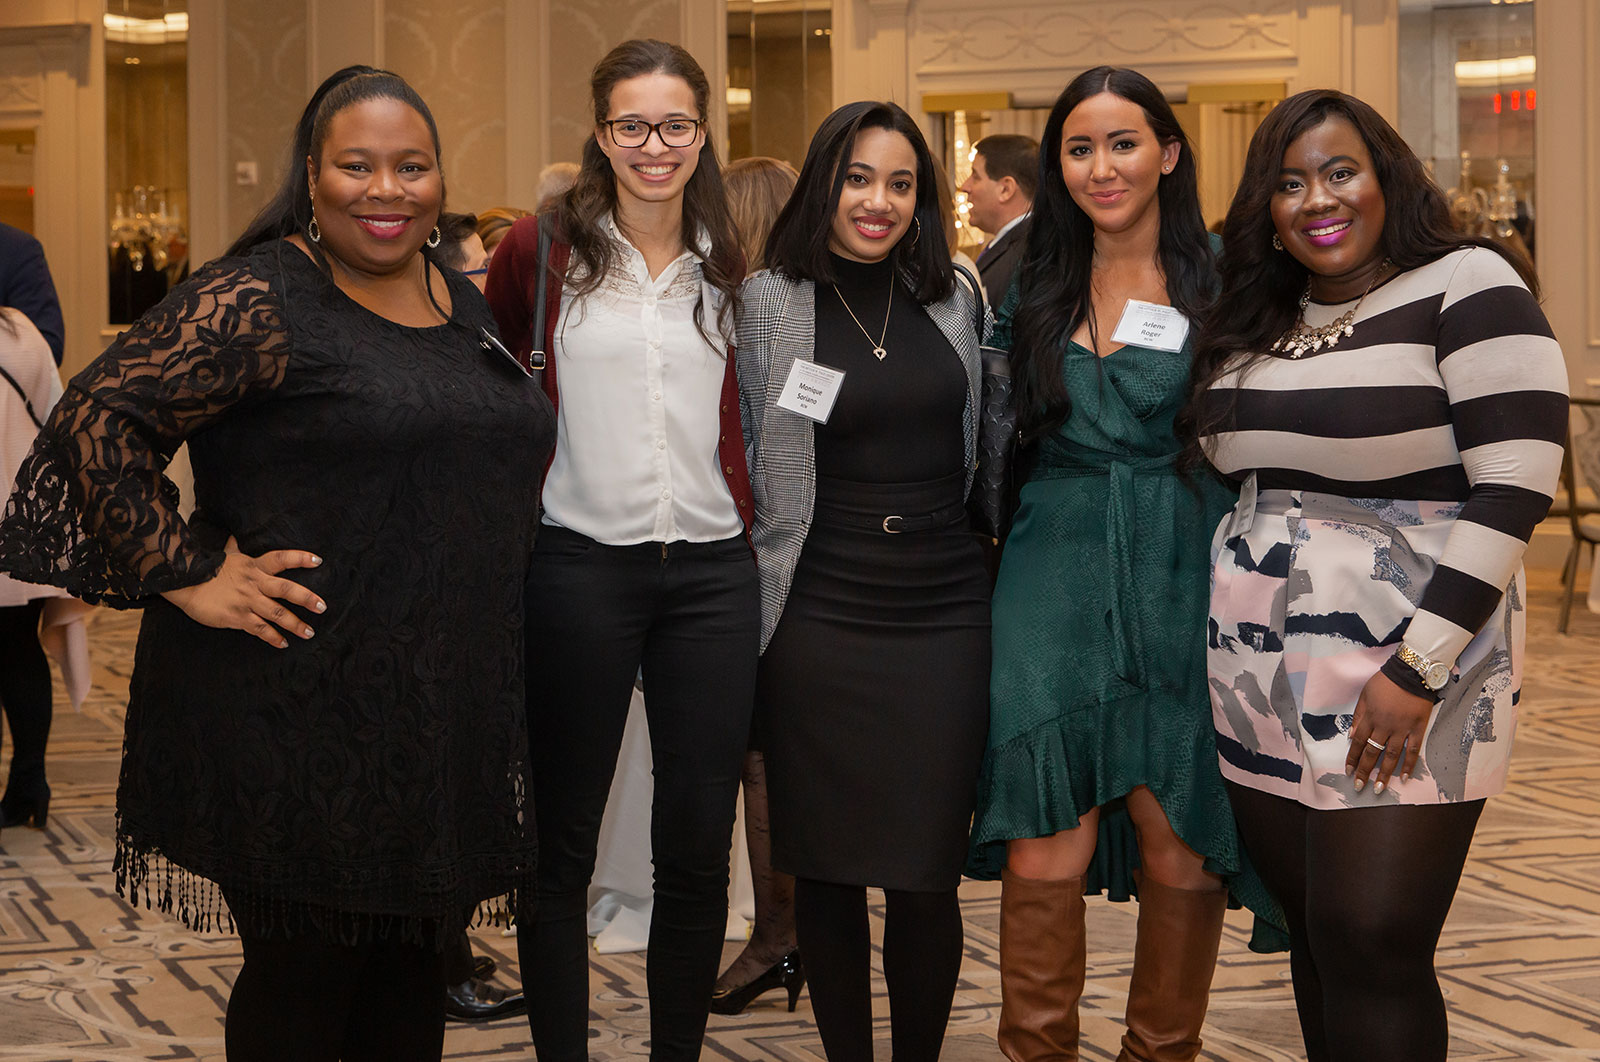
[0,257,290,606]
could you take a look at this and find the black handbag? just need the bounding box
[954,264,1019,544]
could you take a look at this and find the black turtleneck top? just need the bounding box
[811,252,965,483]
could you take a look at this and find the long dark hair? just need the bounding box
[224,67,445,272]
[1178,88,1540,464]
[1011,67,1214,442]
[555,39,741,349]
[764,100,955,305]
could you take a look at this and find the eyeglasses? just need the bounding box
[602,118,703,149]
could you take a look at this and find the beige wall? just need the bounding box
[386,0,509,215]
[222,1,307,245]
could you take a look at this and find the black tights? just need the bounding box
[0,600,51,818]
[1226,782,1484,1062]
[225,928,446,1061]
[792,878,964,1062]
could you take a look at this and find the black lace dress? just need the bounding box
[0,240,553,944]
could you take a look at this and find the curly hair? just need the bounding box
[1177,89,1540,466]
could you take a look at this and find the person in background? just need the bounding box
[966,67,1278,1062]
[535,161,581,215]
[476,206,531,257]
[738,100,989,1062]
[959,134,1038,306]
[485,39,756,1062]
[708,153,804,1016]
[0,306,64,837]
[0,67,551,1061]
[0,222,66,366]
[1188,88,1567,1062]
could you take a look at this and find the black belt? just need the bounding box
[812,498,968,534]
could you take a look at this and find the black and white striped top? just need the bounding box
[1202,246,1569,668]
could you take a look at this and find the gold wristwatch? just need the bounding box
[1395,643,1450,692]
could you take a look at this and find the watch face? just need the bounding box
[1424,661,1450,690]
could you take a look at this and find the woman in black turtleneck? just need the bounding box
[734,101,989,1062]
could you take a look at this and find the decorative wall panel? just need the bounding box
[910,0,1296,78]
[0,63,44,115]
[544,0,678,171]
[387,0,508,215]
[225,3,307,237]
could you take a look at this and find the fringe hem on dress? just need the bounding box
[114,826,529,952]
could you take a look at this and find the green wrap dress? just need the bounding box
[966,300,1283,950]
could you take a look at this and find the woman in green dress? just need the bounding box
[967,66,1278,1061]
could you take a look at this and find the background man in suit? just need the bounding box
[959,135,1038,305]
[0,223,64,366]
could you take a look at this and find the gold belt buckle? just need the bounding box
[882,515,904,533]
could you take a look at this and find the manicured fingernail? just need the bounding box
[1345,765,1355,777]
[303,626,315,639]
[1353,777,1365,792]
[315,600,327,613]
[1402,772,1412,782]
[1373,780,1385,795]
[311,555,323,565]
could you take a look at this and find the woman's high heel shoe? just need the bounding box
[709,949,805,1015]
[0,785,50,830]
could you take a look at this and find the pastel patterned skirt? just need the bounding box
[1208,487,1523,809]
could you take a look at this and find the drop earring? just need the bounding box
[1271,233,1284,251]
[308,215,322,243]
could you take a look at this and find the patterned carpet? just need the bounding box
[2,577,1598,1060]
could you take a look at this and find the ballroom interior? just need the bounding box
[1,0,1598,1059]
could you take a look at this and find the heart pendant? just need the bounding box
[873,346,887,360]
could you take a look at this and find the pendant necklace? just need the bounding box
[1272,258,1392,358]
[833,275,893,360]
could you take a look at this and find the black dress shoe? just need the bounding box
[709,950,805,1015]
[471,954,497,981]
[444,979,528,1023]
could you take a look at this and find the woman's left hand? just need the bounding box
[1345,670,1434,794]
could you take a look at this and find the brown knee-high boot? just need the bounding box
[1116,876,1229,1062]
[997,869,1086,1062]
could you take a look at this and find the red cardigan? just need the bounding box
[484,214,754,538]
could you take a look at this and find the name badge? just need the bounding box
[775,359,845,423]
[1111,299,1190,353]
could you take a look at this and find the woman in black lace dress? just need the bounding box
[0,69,552,1061]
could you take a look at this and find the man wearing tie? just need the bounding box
[959,134,1038,306]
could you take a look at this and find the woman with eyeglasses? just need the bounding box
[484,38,756,1062]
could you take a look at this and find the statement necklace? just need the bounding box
[833,276,893,360]
[1272,258,1391,358]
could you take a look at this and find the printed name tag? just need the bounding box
[1111,299,1190,353]
[775,359,845,423]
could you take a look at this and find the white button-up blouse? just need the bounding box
[540,217,743,546]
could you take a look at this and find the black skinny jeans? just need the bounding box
[519,526,759,1061]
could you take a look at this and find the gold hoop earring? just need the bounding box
[1271,233,1284,251]
[427,226,442,249]
[308,215,321,243]
[908,216,921,251]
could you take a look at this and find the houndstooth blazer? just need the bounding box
[737,268,987,653]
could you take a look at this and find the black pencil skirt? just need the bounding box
[757,475,991,893]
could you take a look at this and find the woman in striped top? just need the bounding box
[1187,90,1567,1062]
